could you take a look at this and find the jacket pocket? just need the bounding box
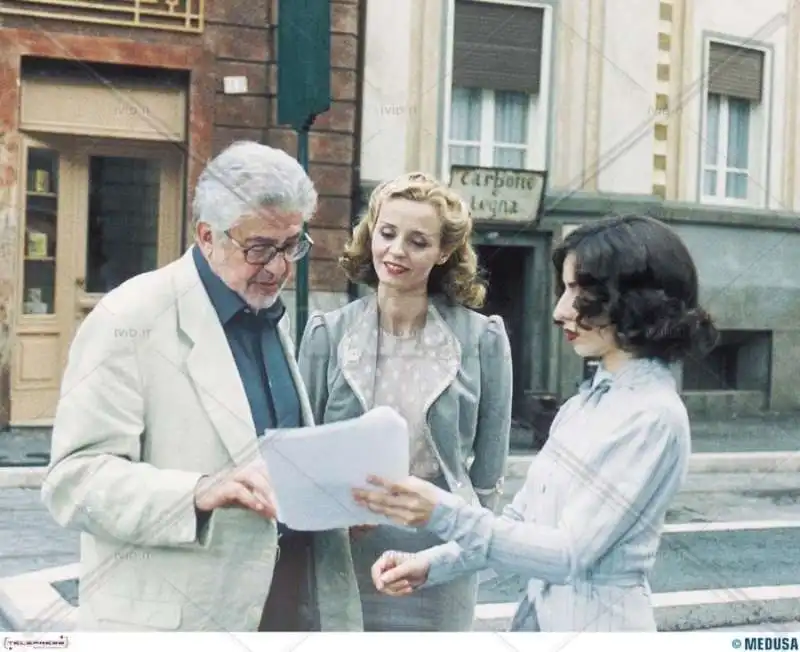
[93,596,182,630]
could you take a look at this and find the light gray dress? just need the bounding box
[347,328,478,632]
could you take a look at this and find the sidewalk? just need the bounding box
[0,428,50,468]
[5,413,800,463]
[684,414,800,454]
[3,414,800,488]
[511,413,800,453]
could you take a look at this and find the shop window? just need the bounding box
[22,148,59,316]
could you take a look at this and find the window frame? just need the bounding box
[701,93,753,205]
[441,0,554,177]
[447,88,541,169]
[698,37,771,208]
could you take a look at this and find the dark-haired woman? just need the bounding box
[352,214,718,632]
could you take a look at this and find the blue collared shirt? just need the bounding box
[415,357,691,631]
[192,245,301,436]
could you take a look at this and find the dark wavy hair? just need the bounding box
[552,214,719,363]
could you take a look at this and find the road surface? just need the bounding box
[2,470,800,631]
[475,526,800,604]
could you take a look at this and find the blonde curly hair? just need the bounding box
[340,171,487,309]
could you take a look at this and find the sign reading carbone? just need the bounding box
[449,165,546,224]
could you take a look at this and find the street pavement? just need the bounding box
[475,527,800,604]
[3,468,800,631]
[477,471,800,605]
[0,488,78,580]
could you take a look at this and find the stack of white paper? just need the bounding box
[259,406,410,531]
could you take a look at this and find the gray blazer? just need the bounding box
[297,294,513,509]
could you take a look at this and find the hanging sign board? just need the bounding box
[449,165,546,225]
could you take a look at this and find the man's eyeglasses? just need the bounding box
[225,230,313,266]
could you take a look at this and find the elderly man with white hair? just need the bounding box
[41,141,363,632]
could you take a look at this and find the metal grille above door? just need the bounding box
[708,42,765,102]
[452,0,545,94]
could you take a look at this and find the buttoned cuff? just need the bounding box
[414,542,463,588]
[424,487,497,571]
[425,487,469,538]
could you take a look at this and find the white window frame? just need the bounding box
[441,0,553,178]
[699,39,770,208]
[702,94,751,204]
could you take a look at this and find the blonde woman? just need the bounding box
[297,172,512,631]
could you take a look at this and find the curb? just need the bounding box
[0,467,47,489]
[473,585,800,631]
[1,563,798,632]
[505,451,800,480]
[2,452,800,490]
[687,452,800,474]
[0,564,78,632]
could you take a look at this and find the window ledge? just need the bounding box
[699,195,765,210]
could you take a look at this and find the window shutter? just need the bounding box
[452,0,544,94]
[708,42,764,102]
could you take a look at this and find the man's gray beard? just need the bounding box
[241,277,288,312]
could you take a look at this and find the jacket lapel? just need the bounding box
[174,250,259,466]
[419,300,461,415]
[338,297,380,412]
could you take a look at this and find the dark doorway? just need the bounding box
[476,245,530,418]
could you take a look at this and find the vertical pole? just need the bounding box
[295,125,311,353]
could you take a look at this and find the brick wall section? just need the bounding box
[4,0,363,294]
[206,0,362,294]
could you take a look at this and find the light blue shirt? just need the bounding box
[416,357,691,631]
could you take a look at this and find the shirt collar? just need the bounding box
[585,357,673,393]
[192,245,286,326]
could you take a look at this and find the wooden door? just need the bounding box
[10,136,184,425]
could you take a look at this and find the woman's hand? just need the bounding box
[371,550,431,596]
[352,475,440,527]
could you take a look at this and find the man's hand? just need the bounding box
[371,550,430,596]
[194,462,277,519]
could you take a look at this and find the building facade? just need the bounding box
[0,0,365,427]
[359,0,800,417]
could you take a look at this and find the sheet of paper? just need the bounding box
[259,406,410,531]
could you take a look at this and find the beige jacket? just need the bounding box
[41,249,362,632]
